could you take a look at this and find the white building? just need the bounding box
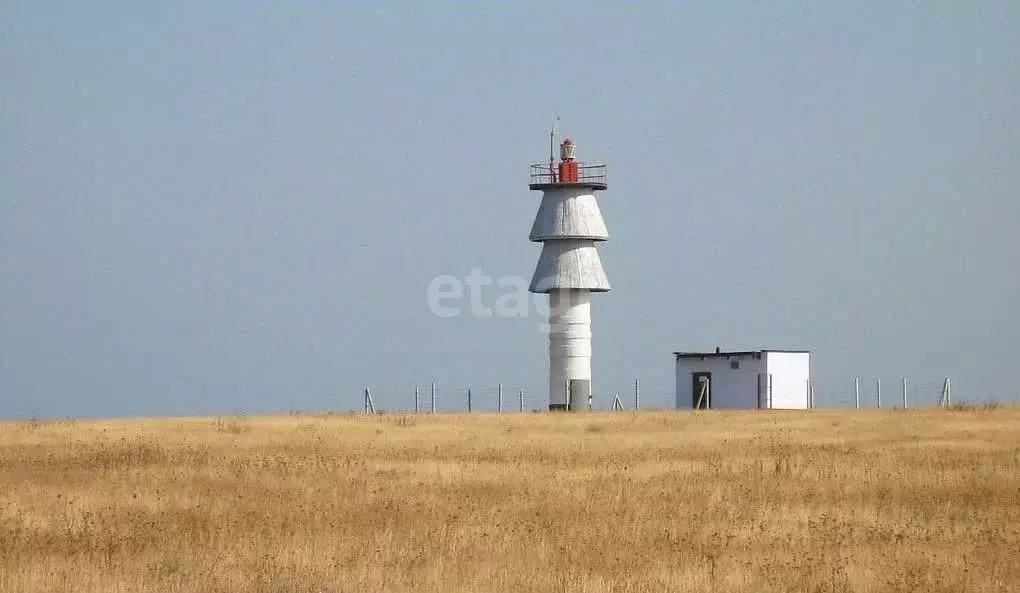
[674,348,812,410]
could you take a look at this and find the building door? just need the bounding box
[757,373,771,409]
[692,372,711,409]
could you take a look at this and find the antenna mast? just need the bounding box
[549,116,560,171]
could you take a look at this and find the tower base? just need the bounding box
[548,378,592,412]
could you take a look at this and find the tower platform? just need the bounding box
[528,162,607,191]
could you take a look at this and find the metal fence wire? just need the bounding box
[360,377,969,415]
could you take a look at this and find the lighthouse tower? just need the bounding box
[528,134,610,411]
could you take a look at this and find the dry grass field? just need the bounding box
[1,407,1018,593]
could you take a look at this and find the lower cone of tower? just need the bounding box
[529,240,610,293]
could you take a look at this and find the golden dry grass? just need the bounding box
[2,407,1019,593]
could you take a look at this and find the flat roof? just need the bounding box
[673,349,810,360]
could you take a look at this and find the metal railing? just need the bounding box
[529,162,607,187]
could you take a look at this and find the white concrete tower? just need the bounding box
[528,132,610,411]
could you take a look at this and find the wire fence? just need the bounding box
[357,376,1006,415]
[363,383,533,415]
[823,378,954,409]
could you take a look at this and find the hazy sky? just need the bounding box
[2,2,1018,419]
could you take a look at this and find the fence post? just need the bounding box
[855,377,860,409]
[876,379,882,408]
[498,383,503,413]
[414,386,420,414]
[519,389,525,412]
[467,387,472,413]
[902,378,907,409]
[431,382,437,414]
[634,378,640,411]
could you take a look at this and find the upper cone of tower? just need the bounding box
[529,188,609,242]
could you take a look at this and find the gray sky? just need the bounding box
[2,3,1018,419]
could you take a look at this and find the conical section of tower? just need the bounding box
[529,240,611,293]
[529,187,609,242]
